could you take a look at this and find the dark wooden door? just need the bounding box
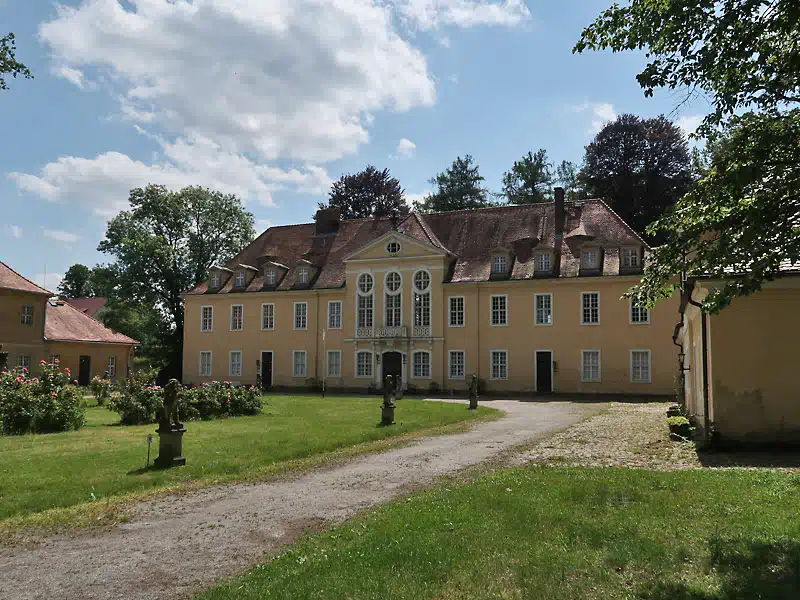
[78,355,91,386]
[261,352,273,391]
[383,352,402,387]
[536,351,552,394]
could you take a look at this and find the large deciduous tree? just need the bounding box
[576,0,800,312]
[58,264,93,298]
[578,114,691,241]
[415,155,493,212]
[98,185,255,377]
[502,149,553,204]
[318,166,408,219]
[1,33,32,90]
[556,160,582,200]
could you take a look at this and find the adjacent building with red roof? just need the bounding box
[64,297,107,318]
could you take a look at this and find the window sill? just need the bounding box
[534,322,553,327]
[490,323,509,328]
[580,322,600,326]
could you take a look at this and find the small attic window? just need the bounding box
[622,247,640,268]
[535,252,551,273]
[582,248,600,270]
[235,271,246,288]
[298,267,310,284]
[210,273,220,289]
[265,269,276,286]
[386,241,401,254]
[491,254,507,274]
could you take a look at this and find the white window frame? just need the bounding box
[235,271,246,288]
[294,301,308,330]
[355,350,373,378]
[622,246,640,268]
[449,296,465,328]
[630,349,652,384]
[200,305,213,332]
[292,350,307,378]
[357,272,375,330]
[448,350,465,380]
[229,350,243,377]
[21,304,33,326]
[328,300,342,329]
[107,356,116,377]
[264,269,277,286]
[327,350,342,377]
[535,252,551,273]
[17,354,31,369]
[491,254,507,274]
[210,273,220,289]
[490,350,508,381]
[629,299,650,324]
[230,304,244,331]
[199,351,212,377]
[581,248,600,270]
[534,293,553,326]
[581,349,602,383]
[49,354,60,364]
[412,350,432,379]
[413,270,432,328]
[581,292,600,325]
[490,294,508,327]
[297,267,310,284]
[384,271,403,327]
[261,303,275,331]
[386,241,401,254]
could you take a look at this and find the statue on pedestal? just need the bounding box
[469,374,479,410]
[381,374,396,426]
[154,379,186,467]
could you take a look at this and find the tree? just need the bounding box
[58,264,93,298]
[318,166,408,219]
[556,160,582,200]
[1,33,32,91]
[578,114,691,241]
[98,185,255,377]
[502,149,553,204]
[415,155,493,212]
[576,0,800,312]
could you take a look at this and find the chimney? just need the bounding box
[315,207,341,235]
[554,187,565,240]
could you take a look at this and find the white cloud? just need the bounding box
[392,138,417,159]
[43,229,80,244]
[34,272,64,293]
[51,65,91,89]
[677,114,704,136]
[405,190,430,208]
[395,0,531,30]
[571,101,617,134]
[9,225,22,239]
[255,218,273,231]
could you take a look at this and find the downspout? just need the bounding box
[672,312,685,408]
[476,282,481,381]
[686,282,710,440]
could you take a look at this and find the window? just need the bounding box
[358,273,374,294]
[356,351,372,378]
[261,303,275,330]
[449,296,465,327]
[49,354,60,365]
[21,305,33,326]
[229,351,242,377]
[358,273,374,329]
[265,269,277,286]
[235,271,246,287]
[386,241,401,254]
[630,301,650,324]
[230,304,243,331]
[630,350,651,383]
[327,350,341,377]
[535,253,551,273]
[582,249,599,270]
[17,355,31,370]
[201,306,213,332]
[622,247,640,268]
[297,267,309,284]
[385,272,401,327]
[449,350,465,380]
[412,351,431,378]
[294,302,308,330]
[492,254,507,274]
[581,350,601,382]
[491,350,508,380]
[491,295,507,326]
[293,351,307,377]
[581,292,600,324]
[200,351,212,376]
[413,271,431,328]
[210,273,219,288]
[328,301,342,329]
[535,294,552,325]
[107,356,116,378]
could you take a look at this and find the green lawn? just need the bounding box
[0,395,496,529]
[199,467,800,600]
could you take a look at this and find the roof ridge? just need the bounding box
[590,198,650,249]
[53,301,140,344]
[413,212,452,254]
[0,261,53,295]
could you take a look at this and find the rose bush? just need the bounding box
[107,370,162,425]
[90,376,113,406]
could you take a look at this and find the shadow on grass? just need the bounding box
[696,449,800,469]
[640,537,800,599]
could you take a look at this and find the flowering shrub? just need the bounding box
[0,361,85,435]
[107,370,162,425]
[90,376,112,406]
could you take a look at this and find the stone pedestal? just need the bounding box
[154,424,186,467]
[381,402,395,426]
[469,396,478,410]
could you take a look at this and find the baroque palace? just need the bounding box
[182,188,678,395]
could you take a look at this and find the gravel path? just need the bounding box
[0,400,595,600]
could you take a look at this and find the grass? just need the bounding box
[199,467,800,600]
[0,395,497,534]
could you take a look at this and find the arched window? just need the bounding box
[385,271,402,327]
[356,350,373,378]
[357,273,374,328]
[413,270,431,327]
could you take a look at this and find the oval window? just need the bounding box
[386,241,401,254]
[358,273,374,294]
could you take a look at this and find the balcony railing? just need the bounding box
[356,327,373,338]
[355,325,432,338]
[375,326,407,338]
[412,325,431,338]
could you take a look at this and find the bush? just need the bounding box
[428,381,441,395]
[108,370,162,425]
[0,362,85,435]
[667,416,690,427]
[90,376,112,406]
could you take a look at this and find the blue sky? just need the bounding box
[0,0,708,293]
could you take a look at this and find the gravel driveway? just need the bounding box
[0,400,595,600]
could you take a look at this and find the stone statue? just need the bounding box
[161,378,183,430]
[469,374,479,410]
[381,374,396,425]
[154,378,186,468]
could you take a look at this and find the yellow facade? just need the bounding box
[46,341,134,383]
[0,288,48,369]
[183,233,678,395]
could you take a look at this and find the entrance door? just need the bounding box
[79,355,91,386]
[382,352,402,389]
[535,351,552,394]
[260,351,273,391]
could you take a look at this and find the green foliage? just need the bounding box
[415,155,494,212]
[318,166,408,220]
[108,371,162,426]
[428,381,441,395]
[0,362,85,435]
[179,382,262,421]
[556,160,582,200]
[58,264,93,298]
[89,376,112,406]
[502,149,553,204]
[667,416,690,427]
[0,33,32,91]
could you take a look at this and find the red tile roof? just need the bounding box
[45,301,139,345]
[0,261,52,295]
[185,200,646,295]
[65,297,107,317]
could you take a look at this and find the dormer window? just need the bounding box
[298,267,310,284]
[235,271,246,288]
[386,241,401,254]
[622,247,640,268]
[492,255,507,274]
[265,269,276,286]
[210,273,220,289]
[535,252,551,273]
[582,248,599,270]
